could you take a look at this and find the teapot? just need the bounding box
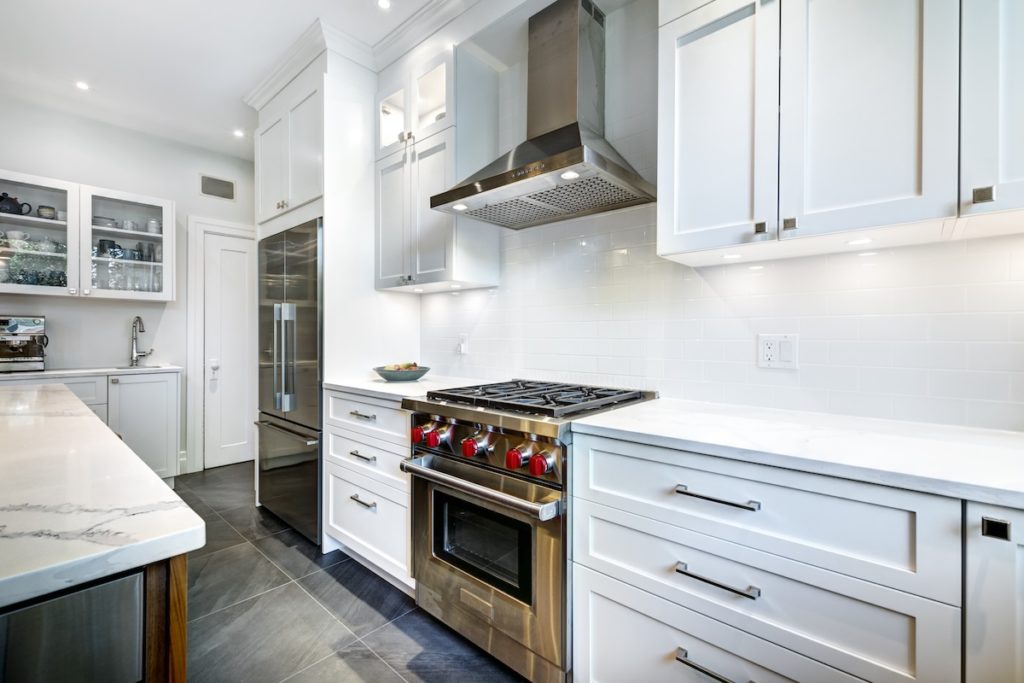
[0,193,31,215]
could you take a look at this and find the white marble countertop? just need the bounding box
[0,365,183,381]
[324,374,483,402]
[0,384,204,608]
[573,398,1024,508]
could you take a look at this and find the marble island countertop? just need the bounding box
[0,365,183,381]
[0,384,204,608]
[573,398,1024,508]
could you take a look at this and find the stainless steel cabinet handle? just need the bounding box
[675,561,761,600]
[273,303,281,409]
[350,494,377,510]
[754,221,767,234]
[782,217,798,230]
[349,450,377,463]
[675,484,761,511]
[675,648,745,683]
[255,421,319,447]
[401,456,563,521]
[973,186,996,204]
[349,410,377,421]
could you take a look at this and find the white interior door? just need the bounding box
[204,232,256,468]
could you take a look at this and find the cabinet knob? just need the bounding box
[754,221,767,234]
[782,217,798,231]
[973,186,996,204]
[110,378,119,384]
[68,288,77,295]
[83,289,91,295]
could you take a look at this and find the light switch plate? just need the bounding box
[758,334,799,369]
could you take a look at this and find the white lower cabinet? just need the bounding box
[966,503,1024,683]
[107,373,179,479]
[574,564,862,683]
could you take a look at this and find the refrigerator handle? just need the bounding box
[273,303,282,411]
[281,303,297,412]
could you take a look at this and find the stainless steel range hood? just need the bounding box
[430,0,655,230]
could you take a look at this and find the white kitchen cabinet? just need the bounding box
[777,0,959,239]
[657,0,779,255]
[960,0,1024,218]
[375,128,500,293]
[377,50,454,160]
[965,503,1024,683]
[255,61,324,225]
[79,185,175,302]
[108,372,180,479]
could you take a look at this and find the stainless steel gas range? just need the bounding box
[401,380,654,683]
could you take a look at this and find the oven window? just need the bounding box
[433,490,533,604]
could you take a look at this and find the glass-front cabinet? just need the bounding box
[376,49,454,159]
[79,185,174,301]
[0,170,80,297]
[0,169,174,301]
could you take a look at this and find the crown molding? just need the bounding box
[244,19,374,111]
[372,0,480,69]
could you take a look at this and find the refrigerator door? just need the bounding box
[256,413,321,544]
[283,219,322,430]
[258,232,287,419]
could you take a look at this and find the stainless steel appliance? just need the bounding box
[430,0,655,229]
[0,316,48,372]
[401,380,654,682]
[257,219,322,545]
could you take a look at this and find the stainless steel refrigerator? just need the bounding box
[257,218,322,545]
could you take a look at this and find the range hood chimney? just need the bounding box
[430,0,655,230]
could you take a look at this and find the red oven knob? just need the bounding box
[426,425,450,448]
[411,426,425,444]
[505,445,532,469]
[461,437,479,457]
[529,451,556,477]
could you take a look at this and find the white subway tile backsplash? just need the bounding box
[420,212,1024,432]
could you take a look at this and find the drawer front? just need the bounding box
[574,498,960,683]
[573,434,962,605]
[324,391,409,446]
[324,462,409,579]
[325,427,408,491]
[574,564,862,683]
[1,375,107,405]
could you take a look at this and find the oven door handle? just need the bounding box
[401,458,563,522]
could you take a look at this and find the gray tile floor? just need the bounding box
[176,462,524,683]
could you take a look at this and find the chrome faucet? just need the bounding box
[130,316,153,367]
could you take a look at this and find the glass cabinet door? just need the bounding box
[79,185,175,301]
[378,86,408,158]
[0,170,80,297]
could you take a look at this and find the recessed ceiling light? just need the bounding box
[748,265,764,270]
[858,251,878,257]
[847,238,872,246]
[377,0,391,8]
[75,81,89,91]
[722,253,742,260]
[560,170,580,181]
[233,129,244,138]
[452,203,468,212]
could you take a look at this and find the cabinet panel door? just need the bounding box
[288,87,324,210]
[256,116,288,224]
[410,129,454,283]
[375,149,410,289]
[108,373,178,479]
[779,0,958,238]
[657,0,779,256]
[961,0,1024,216]
[965,502,1024,683]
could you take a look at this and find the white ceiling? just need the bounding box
[0,0,438,161]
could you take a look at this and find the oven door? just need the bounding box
[402,453,566,670]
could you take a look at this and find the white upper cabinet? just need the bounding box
[961,0,1024,217]
[255,62,324,224]
[376,50,454,160]
[375,147,411,289]
[657,0,779,255]
[965,502,1024,683]
[409,128,454,283]
[777,0,959,239]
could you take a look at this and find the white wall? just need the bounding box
[0,95,254,370]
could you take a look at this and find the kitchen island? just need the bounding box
[0,383,204,682]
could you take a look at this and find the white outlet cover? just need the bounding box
[758,334,799,369]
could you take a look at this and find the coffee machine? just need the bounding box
[0,317,48,372]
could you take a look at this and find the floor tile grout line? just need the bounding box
[275,650,338,683]
[355,638,414,683]
[187,575,295,624]
[353,604,419,644]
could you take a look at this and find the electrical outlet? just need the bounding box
[457,333,470,355]
[758,334,799,369]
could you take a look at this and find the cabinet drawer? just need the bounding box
[324,391,409,446]
[575,498,960,683]
[325,427,408,491]
[574,564,861,683]
[573,434,961,605]
[324,462,409,581]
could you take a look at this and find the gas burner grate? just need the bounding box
[427,380,644,418]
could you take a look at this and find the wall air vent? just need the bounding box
[200,175,235,200]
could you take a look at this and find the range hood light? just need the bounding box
[452,203,468,212]
[560,170,580,181]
